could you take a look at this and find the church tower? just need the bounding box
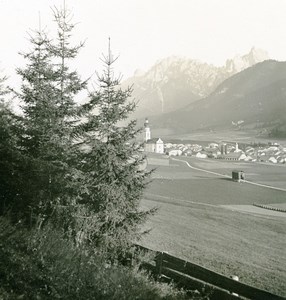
[144,118,151,142]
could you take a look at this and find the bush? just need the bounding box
[0,217,199,300]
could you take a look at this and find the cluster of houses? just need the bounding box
[142,119,286,164]
[164,142,286,164]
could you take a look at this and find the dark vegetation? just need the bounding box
[0,5,200,299]
[0,217,192,300]
[269,121,286,138]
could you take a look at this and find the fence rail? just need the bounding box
[136,244,285,300]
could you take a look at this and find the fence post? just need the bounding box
[155,251,164,278]
[230,275,239,297]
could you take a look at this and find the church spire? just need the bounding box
[144,118,151,142]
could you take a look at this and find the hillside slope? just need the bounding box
[124,47,269,119]
[149,60,286,135]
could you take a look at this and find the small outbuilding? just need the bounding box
[232,170,245,182]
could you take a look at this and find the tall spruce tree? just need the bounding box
[0,77,19,215]
[0,73,32,220]
[74,42,156,259]
[9,5,155,258]
[16,6,87,225]
[16,29,63,222]
[45,5,91,231]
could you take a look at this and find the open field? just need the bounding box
[181,157,286,190]
[140,154,286,297]
[146,158,286,205]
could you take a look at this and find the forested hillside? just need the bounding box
[149,60,286,137]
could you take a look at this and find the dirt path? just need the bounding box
[172,157,286,192]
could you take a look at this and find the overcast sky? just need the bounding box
[1,0,286,85]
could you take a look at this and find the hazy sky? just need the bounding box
[1,0,286,84]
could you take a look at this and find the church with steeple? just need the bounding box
[143,118,164,154]
[144,118,151,142]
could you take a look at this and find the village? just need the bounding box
[142,118,286,165]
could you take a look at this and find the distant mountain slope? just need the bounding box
[124,57,225,117]
[124,47,269,119]
[150,60,286,135]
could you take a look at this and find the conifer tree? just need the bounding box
[0,77,16,214]
[8,5,156,258]
[44,5,89,229]
[15,29,62,222]
[0,75,30,221]
[15,6,87,224]
[74,42,156,259]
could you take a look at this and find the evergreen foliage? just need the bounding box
[0,79,24,217]
[13,7,88,226]
[0,5,194,299]
[15,29,66,222]
[71,42,156,259]
[0,217,193,300]
[1,5,155,260]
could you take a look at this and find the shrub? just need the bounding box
[0,217,201,300]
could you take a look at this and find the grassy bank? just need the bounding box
[140,158,286,297]
[140,194,286,297]
[0,217,202,300]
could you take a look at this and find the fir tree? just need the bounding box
[45,5,89,229]
[0,77,14,213]
[15,28,62,222]
[6,5,156,259]
[0,77,26,218]
[15,6,87,225]
[74,42,156,259]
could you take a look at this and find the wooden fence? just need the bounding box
[136,245,285,300]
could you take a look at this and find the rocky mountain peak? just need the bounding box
[225,47,269,73]
[122,47,271,119]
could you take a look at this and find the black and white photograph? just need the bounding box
[0,1,285,299]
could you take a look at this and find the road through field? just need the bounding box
[141,154,286,296]
[141,154,286,297]
[171,157,286,192]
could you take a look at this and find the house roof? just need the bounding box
[146,138,163,144]
[225,152,243,159]
[206,147,220,153]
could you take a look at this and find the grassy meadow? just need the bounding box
[183,157,286,190]
[140,154,286,297]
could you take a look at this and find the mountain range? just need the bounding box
[150,60,286,136]
[123,47,269,119]
[122,48,286,138]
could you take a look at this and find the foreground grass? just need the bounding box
[142,155,286,297]
[0,217,203,300]
[140,197,286,297]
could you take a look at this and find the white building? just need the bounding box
[145,138,164,154]
[168,149,182,156]
[143,118,164,154]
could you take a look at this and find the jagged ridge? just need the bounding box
[124,47,269,119]
[150,60,286,136]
